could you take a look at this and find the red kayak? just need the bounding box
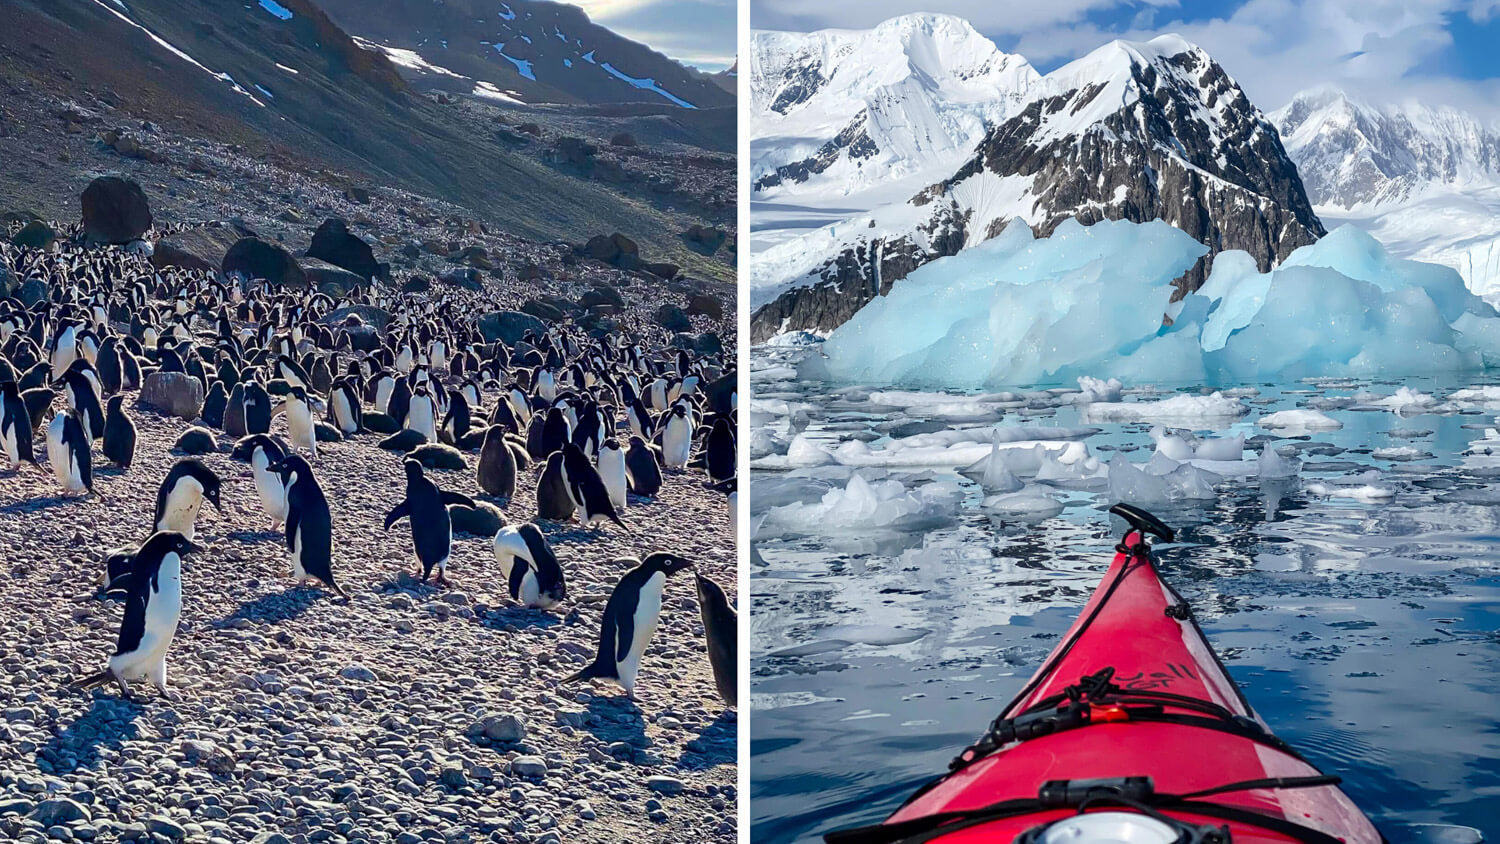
[827,504,1384,844]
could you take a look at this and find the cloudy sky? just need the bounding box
[571,0,736,72]
[751,0,1500,115]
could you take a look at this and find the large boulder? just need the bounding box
[439,268,483,291]
[521,299,566,323]
[584,234,619,263]
[686,293,723,320]
[140,372,205,420]
[300,257,364,296]
[643,262,679,281]
[152,222,246,273]
[223,237,306,288]
[322,306,392,331]
[306,218,380,280]
[10,220,56,250]
[477,311,546,345]
[654,304,691,332]
[684,224,727,252]
[81,176,152,245]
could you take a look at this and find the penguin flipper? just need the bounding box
[440,490,477,508]
[383,500,411,530]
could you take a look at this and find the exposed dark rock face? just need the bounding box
[223,237,307,288]
[152,222,248,273]
[751,40,1325,343]
[81,176,152,245]
[307,217,380,280]
[754,112,878,191]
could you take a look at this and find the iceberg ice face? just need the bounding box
[820,218,1500,387]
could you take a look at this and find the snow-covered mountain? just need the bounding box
[750,14,1039,201]
[751,32,1324,342]
[1271,89,1500,299]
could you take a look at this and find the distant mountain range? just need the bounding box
[1271,89,1500,300]
[750,16,1321,341]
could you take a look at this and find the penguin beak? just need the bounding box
[184,540,203,554]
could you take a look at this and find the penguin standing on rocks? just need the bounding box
[564,552,694,697]
[405,384,438,442]
[661,404,693,469]
[696,573,738,708]
[491,523,567,609]
[536,451,575,522]
[230,434,288,530]
[268,454,345,598]
[274,385,318,460]
[153,459,223,541]
[476,425,517,500]
[70,531,196,700]
[243,381,272,436]
[0,380,37,472]
[383,459,475,586]
[327,377,363,436]
[101,394,136,470]
[596,438,628,512]
[561,443,628,532]
[47,408,93,496]
[625,436,663,497]
[57,369,104,441]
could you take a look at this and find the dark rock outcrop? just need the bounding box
[81,176,152,245]
[223,237,307,288]
[152,222,248,273]
[477,311,546,345]
[307,218,380,280]
[140,372,205,420]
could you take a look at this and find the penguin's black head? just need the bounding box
[145,530,201,559]
[403,458,424,479]
[641,552,693,577]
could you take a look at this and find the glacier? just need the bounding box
[822,218,1500,388]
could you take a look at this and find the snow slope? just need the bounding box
[1271,88,1500,300]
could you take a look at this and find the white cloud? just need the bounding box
[753,0,1178,34]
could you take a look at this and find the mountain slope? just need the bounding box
[751,33,1324,341]
[1271,89,1500,299]
[750,14,1039,201]
[314,0,734,109]
[0,0,730,280]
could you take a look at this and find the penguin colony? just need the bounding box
[0,226,738,714]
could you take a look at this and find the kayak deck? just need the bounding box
[850,516,1383,844]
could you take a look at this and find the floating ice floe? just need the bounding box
[1373,446,1431,461]
[757,473,963,535]
[1107,453,1220,505]
[982,488,1064,521]
[1258,446,1302,479]
[822,219,1500,387]
[1353,387,1457,415]
[1080,392,1248,425]
[1305,471,1396,501]
[1150,426,1245,462]
[1258,409,1343,431]
[835,425,1098,468]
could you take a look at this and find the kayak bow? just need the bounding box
[826,503,1384,844]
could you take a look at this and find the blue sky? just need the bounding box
[570,0,736,72]
[751,0,1500,115]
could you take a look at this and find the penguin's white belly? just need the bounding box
[520,568,542,607]
[617,575,664,692]
[46,422,82,492]
[333,392,356,433]
[253,465,288,523]
[406,402,436,441]
[375,381,394,414]
[288,405,316,453]
[599,453,627,510]
[159,487,203,540]
[2,420,19,468]
[663,423,691,468]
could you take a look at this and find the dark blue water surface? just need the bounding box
[750,350,1500,844]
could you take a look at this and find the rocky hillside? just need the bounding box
[316,0,734,110]
[751,33,1325,342]
[0,0,733,282]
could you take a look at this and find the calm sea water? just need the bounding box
[750,347,1500,844]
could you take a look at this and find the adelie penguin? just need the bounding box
[695,572,738,708]
[704,417,736,483]
[231,434,288,530]
[268,454,345,598]
[560,442,628,532]
[0,380,37,472]
[492,523,567,609]
[101,394,136,470]
[660,403,693,470]
[565,552,694,698]
[384,459,475,586]
[597,437,628,512]
[47,408,94,496]
[274,384,318,460]
[154,459,223,541]
[71,531,197,700]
